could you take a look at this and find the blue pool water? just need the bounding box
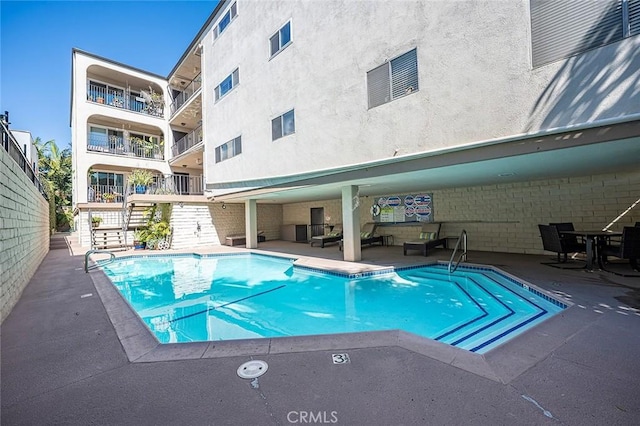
[101,254,566,353]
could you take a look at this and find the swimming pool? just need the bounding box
[101,253,566,354]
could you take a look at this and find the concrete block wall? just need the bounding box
[282,171,640,254]
[282,199,343,227]
[1,147,50,323]
[432,171,640,254]
[171,202,284,248]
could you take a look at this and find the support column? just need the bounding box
[245,199,258,249]
[341,185,361,262]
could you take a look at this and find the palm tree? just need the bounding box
[36,138,73,229]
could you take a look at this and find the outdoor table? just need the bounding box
[561,230,622,270]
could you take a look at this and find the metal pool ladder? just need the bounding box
[84,249,116,273]
[448,229,468,273]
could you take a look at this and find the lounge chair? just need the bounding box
[310,225,343,248]
[338,222,383,251]
[403,222,446,256]
[537,224,586,268]
[225,230,266,246]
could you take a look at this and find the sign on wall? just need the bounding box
[370,193,433,223]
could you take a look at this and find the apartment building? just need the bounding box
[71,0,640,260]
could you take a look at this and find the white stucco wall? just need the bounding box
[203,0,640,186]
[71,51,172,207]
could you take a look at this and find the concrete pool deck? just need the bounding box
[2,235,640,424]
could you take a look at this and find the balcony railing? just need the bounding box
[87,82,164,118]
[88,185,124,203]
[171,125,203,157]
[87,135,164,160]
[128,174,204,196]
[1,113,47,200]
[170,74,202,116]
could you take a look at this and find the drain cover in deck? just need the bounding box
[237,360,268,379]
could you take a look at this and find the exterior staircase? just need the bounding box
[91,227,126,251]
[124,202,154,231]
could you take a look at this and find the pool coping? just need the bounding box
[88,250,588,384]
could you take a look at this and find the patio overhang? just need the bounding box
[206,117,640,204]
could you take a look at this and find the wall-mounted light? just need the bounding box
[196,158,202,165]
[222,202,226,209]
[178,202,184,208]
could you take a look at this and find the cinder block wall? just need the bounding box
[1,148,50,323]
[206,203,284,244]
[282,171,640,254]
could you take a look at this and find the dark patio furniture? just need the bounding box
[338,223,383,251]
[538,224,586,269]
[310,225,343,248]
[550,222,584,245]
[599,226,640,277]
[403,223,446,256]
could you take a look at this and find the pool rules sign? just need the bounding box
[371,193,433,223]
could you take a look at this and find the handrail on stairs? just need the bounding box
[447,229,468,274]
[84,249,116,273]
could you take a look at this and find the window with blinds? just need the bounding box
[630,0,640,36]
[367,48,418,109]
[214,68,239,101]
[530,0,638,67]
[272,109,295,141]
[215,136,242,163]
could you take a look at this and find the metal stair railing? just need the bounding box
[448,229,468,274]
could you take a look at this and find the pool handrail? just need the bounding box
[448,229,468,273]
[84,249,116,273]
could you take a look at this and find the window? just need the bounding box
[367,48,418,109]
[215,136,242,163]
[88,126,123,151]
[213,2,237,40]
[88,171,124,201]
[270,21,292,57]
[272,109,295,141]
[530,0,639,67]
[215,68,239,101]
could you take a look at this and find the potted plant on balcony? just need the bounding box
[128,169,154,194]
[102,193,116,203]
[91,216,102,229]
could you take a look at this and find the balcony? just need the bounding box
[170,74,201,117]
[87,82,164,118]
[88,134,164,160]
[171,125,203,157]
[88,174,204,204]
[88,184,124,203]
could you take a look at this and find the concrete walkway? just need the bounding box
[2,238,640,425]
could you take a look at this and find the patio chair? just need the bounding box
[537,224,586,269]
[338,222,383,251]
[550,222,585,245]
[403,223,446,256]
[360,222,383,247]
[599,226,640,277]
[310,224,343,248]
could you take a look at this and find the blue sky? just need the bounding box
[1,0,218,149]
